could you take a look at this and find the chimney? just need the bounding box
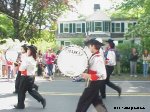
[94,4,100,12]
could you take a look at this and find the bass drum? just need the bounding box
[5,47,19,63]
[57,45,88,77]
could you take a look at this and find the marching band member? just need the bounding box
[76,38,107,112]
[13,44,38,94]
[14,45,46,109]
[102,39,121,99]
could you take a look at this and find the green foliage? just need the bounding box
[30,38,58,53]
[0,14,14,39]
[114,0,150,53]
[70,36,84,47]
[117,41,143,73]
[0,0,80,41]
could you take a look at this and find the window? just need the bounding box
[94,22,102,31]
[76,23,82,33]
[63,23,69,33]
[115,23,121,32]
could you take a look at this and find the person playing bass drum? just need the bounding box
[76,38,108,112]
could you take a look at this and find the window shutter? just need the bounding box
[109,22,110,32]
[90,22,92,32]
[69,23,72,33]
[92,22,94,32]
[73,23,76,33]
[82,23,85,33]
[121,23,124,32]
[103,21,105,31]
[86,22,89,32]
[60,23,63,33]
[61,41,64,45]
[112,23,114,32]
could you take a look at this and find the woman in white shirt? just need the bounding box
[14,45,46,109]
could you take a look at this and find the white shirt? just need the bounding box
[19,56,37,76]
[105,50,116,66]
[89,53,107,80]
[21,53,27,62]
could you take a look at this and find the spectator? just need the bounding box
[37,50,43,76]
[2,50,8,78]
[129,48,138,77]
[142,49,150,77]
[45,48,56,81]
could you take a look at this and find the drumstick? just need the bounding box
[85,77,90,88]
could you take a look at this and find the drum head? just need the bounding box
[57,45,88,77]
[5,48,19,62]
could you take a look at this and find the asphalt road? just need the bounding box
[0,77,150,112]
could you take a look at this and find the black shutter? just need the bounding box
[60,23,63,33]
[61,41,64,45]
[92,22,94,32]
[109,22,110,32]
[121,23,124,32]
[69,23,72,33]
[82,23,85,33]
[73,23,76,33]
[86,22,89,32]
[103,21,105,31]
[112,23,114,32]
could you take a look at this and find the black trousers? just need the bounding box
[15,71,38,93]
[15,71,21,93]
[37,64,43,76]
[101,65,120,97]
[76,80,107,112]
[17,76,44,108]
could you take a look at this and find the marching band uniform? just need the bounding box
[14,46,38,94]
[101,39,121,98]
[76,46,107,112]
[14,45,46,109]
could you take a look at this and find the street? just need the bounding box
[0,77,150,112]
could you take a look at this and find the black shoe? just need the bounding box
[14,105,24,109]
[41,98,46,108]
[118,87,122,97]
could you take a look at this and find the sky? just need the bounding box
[73,0,124,15]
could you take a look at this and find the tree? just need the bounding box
[0,14,14,39]
[114,0,150,50]
[0,0,80,41]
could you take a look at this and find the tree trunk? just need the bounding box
[12,0,21,40]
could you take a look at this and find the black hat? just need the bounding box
[85,38,104,46]
[21,44,28,52]
[106,39,114,43]
[27,45,37,53]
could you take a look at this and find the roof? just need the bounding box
[58,11,86,22]
[58,10,111,22]
[86,10,111,21]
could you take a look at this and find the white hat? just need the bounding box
[95,38,103,43]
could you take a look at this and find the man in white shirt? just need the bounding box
[102,39,121,99]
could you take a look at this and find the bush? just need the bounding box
[117,41,143,74]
